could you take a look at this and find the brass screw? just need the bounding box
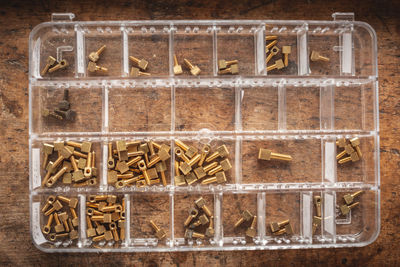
[87,61,108,73]
[282,46,291,66]
[173,54,183,75]
[205,145,229,163]
[218,64,239,75]
[184,208,199,227]
[218,59,238,70]
[149,220,166,240]
[234,210,254,228]
[57,196,78,209]
[42,213,54,234]
[270,219,290,233]
[201,171,226,185]
[88,45,106,62]
[266,59,285,72]
[207,159,232,176]
[130,67,151,77]
[343,191,363,205]
[340,202,359,215]
[48,59,68,73]
[258,148,292,161]
[265,46,280,64]
[183,58,201,76]
[350,137,362,158]
[195,197,212,217]
[245,216,257,238]
[41,56,57,76]
[129,55,149,71]
[310,51,330,62]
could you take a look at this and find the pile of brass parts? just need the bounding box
[41,195,79,242]
[265,35,290,72]
[340,190,363,216]
[336,137,362,164]
[87,45,108,73]
[184,197,215,240]
[107,140,171,188]
[86,195,126,243]
[218,59,239,75]
[269,219,294,236]
[41,141,97,187]
[174,140,232,186]
[234,209,258,238]
[41,55,68,76]
[42,89,76,122]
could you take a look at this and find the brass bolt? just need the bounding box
[41,56,57,76]
[340,202,359,215]
[201,171,226,185]
[234,210,254,228]
[343,191,363,205]
[282,46,291,66]
[57,196,78,209]
[205,145,229,163]
[218,59,238,70]
[129,55,148,71]
[183,58,201,76]
[149,220,166,240]
[310,51,330,62]
[48,59,68,73]
[258,148,292,161]
[195,197,212,217]
[173,54,183,75]
[246,216,257,238]
[88,45,106,62]
[42,213,54,234]
[266,59,285,72]
[270,219,290,233]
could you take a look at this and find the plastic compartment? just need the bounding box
[29,14,380,252]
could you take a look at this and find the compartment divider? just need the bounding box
[277,81,287,131]
[79,194,87,244]
[74,25,85,77]
[320,81,335,130]
[297,24,309,76]
[214,192,223,246]
[124,193,131,247]
[255,25,266,75]
[212,25,217,76]
[300,192,313,243]
[121,26,129,77]
[169,24,174,76]
[257,192,266,242]
[102,84,109,134]
[322,191,336,243]
[169,192,175,246]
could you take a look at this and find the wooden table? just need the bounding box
[0,0,399,265]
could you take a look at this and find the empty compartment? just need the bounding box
[127,25,170,77]
[131,193,170,246]
[173,139,235,187]
[31,194,81,250]
[31,139,102,190]
[173,25,214,76]
[84,26,122,77]
[31,85,102,134]
[35,25,76,78]
[264,25,302,75]
[336,136,376,183]
[174,193,214,245]
[222,193,258,245]
[308,28,340,75]
[241,86,278,131]
[241,138,322,184]
[334,82,375,131]
[106,139,172,188]
[85,194,127,248]
[286,84,320,130]
[265,193,300,241]
[335,190,378,244]
[216,25,260,76]
[353,24,376,77]
[108,86,172,132]
[175,86,235,131]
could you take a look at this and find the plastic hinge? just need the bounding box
[51,13,75,22]
[332,12,354,21]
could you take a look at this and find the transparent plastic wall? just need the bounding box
[29,13,379,252]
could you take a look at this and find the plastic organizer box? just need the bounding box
[29,13,380,252]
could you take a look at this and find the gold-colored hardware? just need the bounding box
[68,219,78,240]
[193,166,207,179]
[104,230,114,241]
[42,213,54,234]
[156,161,167,186]
[205,216,215,238]
[44,200,63,216]
[129,55,149,71]
[119,220,126,240]
[198,144,210,166]
[350,137,362,158]
[258,148,292,161]
[218,64,239,75]
[42,108,63,120]
[87,61,108,73]
[59,211,70,232]
[340,202,359,215]
[203,162,218,173]
[184,229,204,239]
[48,59,68,73]
[147,148,170,168]
[201,171,226,185]
[53,213,65,233]
[266,59,285,72]
[70,207,79,227]
[174,160,186,186]
[94,221,106,235]
[270,219,290,233]
[184,208,199,227]
[57,196,78,209]
[42,143,54,169]
[173,54,183,75]
[218,59,239,70]
[282,46,291,66]
[312,216,322,234]
[107,143,115,169]
[130,67,151,77]
[338,152,360,164]
[46,166,68,187]
[109,222,120,241]
[314,195,322,217]
[265,46,280,64]
[205,145,229,163]
[336,138,347,148]
[265,35,277,41]
[60,146,74,159]
[266,39,278,50]
[77,158,87,170]
[92,234,105,242]
[149,220,166,240]
[179,154,202,175]
[343,191,363,205]
[207,159,232,176]
[310,51,330,62]
[246,216,257,238]
[41,195,56,213]
[41,56,57,76]
[183,58,201,76]
[138,160,151,185]
[234,210,254,228]
[184,172,197,185]
[336,144,355,160]
[71,155,85,182]
[88,45,106,62]
[84,151,92,178]
[195,197,212,217]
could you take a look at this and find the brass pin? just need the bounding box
[179,154,202,175]
[234,210,254,228]
[41,56,57,76]
[265,46,280,64]
[173,54,183,75]
[282,46,291,66]
[87,61,108,73]
[130,67,150,77]
[57,196,78,209]
[340,202,359,215]
[147,148,170,168]
[44,200,63,216]
[310,51,330,62]
[156,161,168,186]
[218,64,239,75]
[175,139,198,158]
[266,59,285,72]
[46,166,68,187]
[189,214,209,229]
[183,58,201,76]
[218,59,238,70]
[88,45,106,62]
[273,223,293,235]
[246,216,257,238]
[174,160,186,186]
[129,55,148,71]
[41,195,56,213]
[48,59,68,73]
[66,141,92,153]
[198,144,210,166]
[184,229,204,239]
[83,151,92,178]
[107,142,115,169]
[71,155,85,182]
[258,148,292,161]
[109,222,120,242]
[149,220,166,240]
[138,160,151,185]
[184,208,199,227]
[343,191,363,205]
[336,138,347,148]
[86,215,97,237]
[70,207,79,227]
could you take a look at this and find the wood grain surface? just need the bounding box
[0,0,399,266]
